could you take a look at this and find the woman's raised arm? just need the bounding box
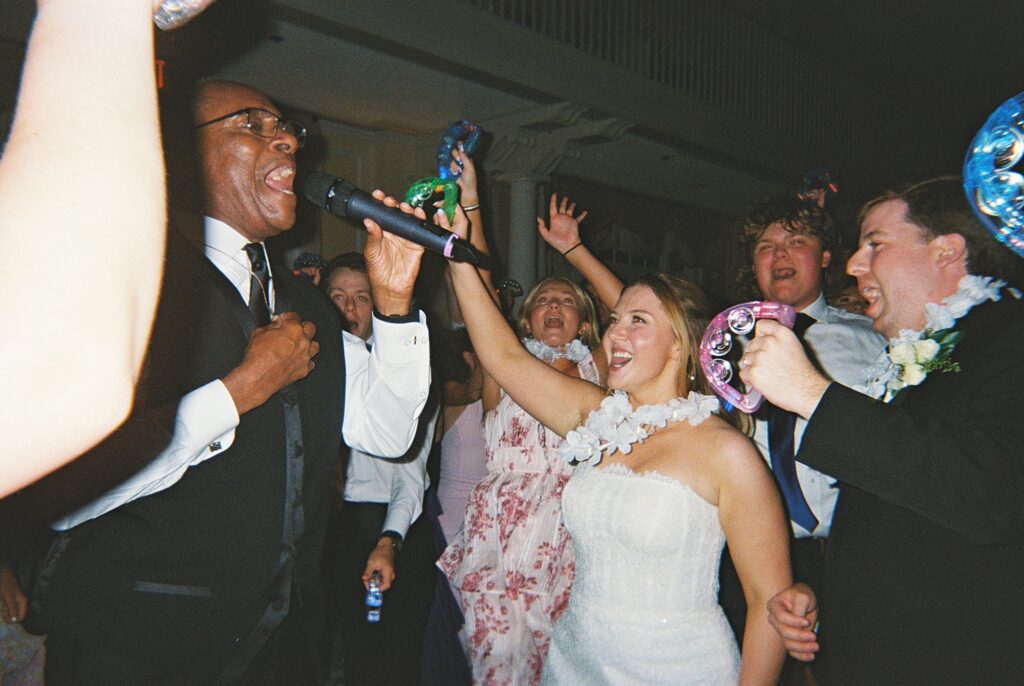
[0,0,177,495]
[537,193,624,312]
[444,209,605,436]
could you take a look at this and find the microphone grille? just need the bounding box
[302,172,335,210]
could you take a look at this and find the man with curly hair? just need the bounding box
[720,194,884,682]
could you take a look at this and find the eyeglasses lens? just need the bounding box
[249,110,306,148]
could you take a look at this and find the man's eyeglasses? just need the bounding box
[195,108,307,148]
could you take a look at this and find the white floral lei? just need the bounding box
[864,275,1015,400]
[523,337,591,364]
[560,390,720,466]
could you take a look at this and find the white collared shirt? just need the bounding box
[54,218,430,529]
[751,293,886,538]
[203,215,276,313]
[342,351,438,536]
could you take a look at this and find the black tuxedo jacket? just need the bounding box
[798,295,1024,685]
[41,234,345,683]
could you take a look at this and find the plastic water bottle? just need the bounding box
[366,571,383,622]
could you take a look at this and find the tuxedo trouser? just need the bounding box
[327,500,436,686]
[237,595,318,686]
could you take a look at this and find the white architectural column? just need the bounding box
[506,175,541,292]
[483,103,632,301]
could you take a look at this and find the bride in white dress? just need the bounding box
[441,203,791,685]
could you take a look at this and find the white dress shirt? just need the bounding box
[342,357,439,537]
[750,293,886,538]
[54,217,430,529]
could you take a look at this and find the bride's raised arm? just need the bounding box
[444,210,605,437]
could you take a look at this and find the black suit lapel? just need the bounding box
[194,251,260,339]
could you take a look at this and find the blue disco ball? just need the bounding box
[964,92,1024,259]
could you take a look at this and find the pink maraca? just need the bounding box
[700,301,795,413]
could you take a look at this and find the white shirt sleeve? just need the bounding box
[55,313,430,529]
[53,380,239,529]
[341,312,431,458]
[381,406,438,537]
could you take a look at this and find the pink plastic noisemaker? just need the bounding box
[700,301,795,413]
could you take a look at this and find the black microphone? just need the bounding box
[303,173,488,267]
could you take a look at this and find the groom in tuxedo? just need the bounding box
[743,176,1024,684]
[36,80,431,685]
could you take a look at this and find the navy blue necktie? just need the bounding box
[766,313,818,532]
[244,242,271,327]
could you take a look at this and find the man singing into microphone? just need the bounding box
[36,80,431,685]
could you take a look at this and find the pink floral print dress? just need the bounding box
[438,354,600,685]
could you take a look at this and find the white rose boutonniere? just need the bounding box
[901,364,926,387]
[888,342,918,366]
[885,328,962,398]
[913,338,940,360]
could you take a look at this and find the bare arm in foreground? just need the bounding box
[0,0,188,496]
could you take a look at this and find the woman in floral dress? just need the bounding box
[438,189,607,685]
[438,275,605,685]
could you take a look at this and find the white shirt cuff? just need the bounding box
[185,379,239,464]
[52,380,239,530]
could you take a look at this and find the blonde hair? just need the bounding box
[627,273,749,433]
[517,277,601,349]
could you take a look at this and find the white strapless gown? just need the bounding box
[541,464,741,685]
